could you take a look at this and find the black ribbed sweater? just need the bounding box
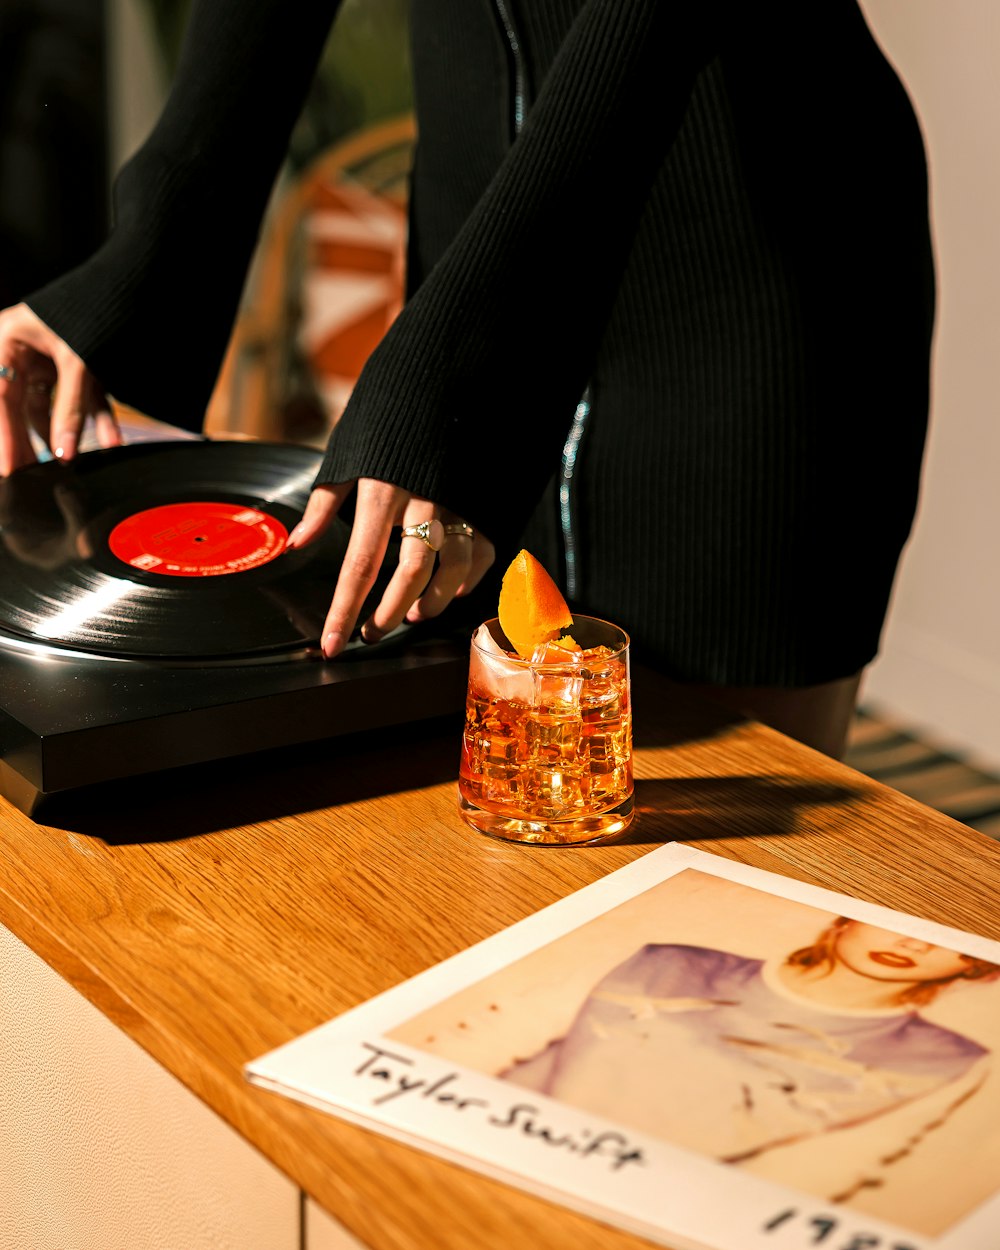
[28,0,935,686]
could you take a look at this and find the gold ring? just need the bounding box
[400,519,445,552]
[443,522,474,540]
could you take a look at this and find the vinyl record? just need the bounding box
[0,440,399,659]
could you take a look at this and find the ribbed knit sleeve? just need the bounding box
[317,0,718,552]
[26,0,338,431]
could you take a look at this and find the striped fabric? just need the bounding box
[846,709,1000,840]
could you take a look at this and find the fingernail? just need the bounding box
[361,622,382,644]
[54,432,77,461]
[286,524,305,549]
[322,631,343,659]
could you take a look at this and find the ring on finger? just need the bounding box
[0,364,17,382]
[443,521,475,540]
[400,519,445,552]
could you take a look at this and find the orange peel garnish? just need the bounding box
[497,549,578,659]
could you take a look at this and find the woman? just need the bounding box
[0,1,935,757]
[501,920,998,1192]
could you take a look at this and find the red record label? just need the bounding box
[108,502,288,577]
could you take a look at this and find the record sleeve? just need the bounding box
[247,844,1000,1250]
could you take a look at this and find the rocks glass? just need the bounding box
[458,615,633,846]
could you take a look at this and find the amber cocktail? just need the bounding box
[458,615,633,845]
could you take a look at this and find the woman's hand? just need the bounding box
[287,478,494,658]
[0,303,121,477]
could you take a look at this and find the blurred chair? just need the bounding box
[204,114,414,448]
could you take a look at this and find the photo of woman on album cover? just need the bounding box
[389,868,1000,1236]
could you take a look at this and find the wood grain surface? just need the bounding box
[2,669,999,1250]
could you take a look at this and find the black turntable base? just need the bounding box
[0,440,473,817]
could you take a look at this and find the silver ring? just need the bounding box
[0,364,17,382]
[400,519,445,552]
[443,521,475,540]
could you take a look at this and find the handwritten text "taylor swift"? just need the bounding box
[355,1042,646,1172]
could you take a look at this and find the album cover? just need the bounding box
[245,845,1000,1250]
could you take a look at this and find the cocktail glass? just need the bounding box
[458,615,633,845]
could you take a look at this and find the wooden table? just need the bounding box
[2,670,999,1249]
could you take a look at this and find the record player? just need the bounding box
[0,439,473,816]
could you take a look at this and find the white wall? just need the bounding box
[858,1,1000,769]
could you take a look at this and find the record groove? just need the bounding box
[0,440,396,660]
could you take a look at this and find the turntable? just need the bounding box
[0,439,472,816]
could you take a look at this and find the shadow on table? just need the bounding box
[616,775,864,845]
[38,756,862,854]
[33,675,861,845]
[34,713,467,843]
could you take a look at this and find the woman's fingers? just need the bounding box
[90,393,123,451]
[12,347,58,450]
[317,479,405,657]
[48,355,117,462]
[0,331,42,475]
[460,535,497,597]
[286,481,348,550]
[360,507,443,643]
[405,516,494,622]
[0,303,119,474]
[404,529,471,622]
[0,358,37,475]
[293,479,490,658]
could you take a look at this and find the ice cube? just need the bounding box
[468,623,535,705]
[530,642,584,709]
[533,667,583,710]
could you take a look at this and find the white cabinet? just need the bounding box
[306,1199,369,1250]
[1,923,300,1250]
